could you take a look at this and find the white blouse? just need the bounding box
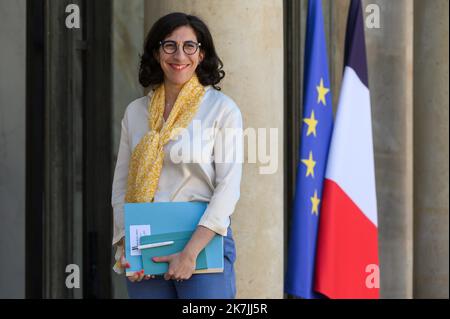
[111,85,243,246]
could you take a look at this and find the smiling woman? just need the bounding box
[111,12,243,299]
[157,26,204,94]
[138,13,225,91]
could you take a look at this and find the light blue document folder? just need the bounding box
[124,201,224,276]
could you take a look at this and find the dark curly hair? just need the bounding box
[139,12,225,90]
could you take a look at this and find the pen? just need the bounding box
[138,241,175,250]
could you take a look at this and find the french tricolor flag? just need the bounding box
[314,0,380,299]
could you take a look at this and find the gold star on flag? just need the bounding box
[316,78,330,106]
[301,151,316,178]
[311,190,321,215]
[303,110,318,137]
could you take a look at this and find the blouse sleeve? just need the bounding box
[111,111,131,247]
[198,106,244,236]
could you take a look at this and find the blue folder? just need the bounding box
[124,201,224,276]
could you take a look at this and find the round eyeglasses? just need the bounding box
[159,40,201,55]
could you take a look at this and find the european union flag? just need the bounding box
[285,0,334,298]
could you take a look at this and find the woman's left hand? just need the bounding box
[153,251,197,281]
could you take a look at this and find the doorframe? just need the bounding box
[25,0,45,299]
[82,0,113,298]
[283,0,305,298]
[25,0,113,298]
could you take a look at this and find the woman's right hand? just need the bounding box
[117,241,155,282]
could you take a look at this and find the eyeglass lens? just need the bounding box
[161,41,199,55]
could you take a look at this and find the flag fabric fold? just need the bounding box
[285,0,333,299]
[314,0,380,299]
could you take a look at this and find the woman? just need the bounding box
[111,12,243,299]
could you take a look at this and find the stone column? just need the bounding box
[111,0,145,299]
[413,0,449,299]
[0,0,26,299]
[144,0,285,298]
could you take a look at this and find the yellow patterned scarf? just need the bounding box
[124,74,206,203]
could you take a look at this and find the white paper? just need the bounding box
[129,225,151,256]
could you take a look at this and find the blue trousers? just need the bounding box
[126,227,236,299]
